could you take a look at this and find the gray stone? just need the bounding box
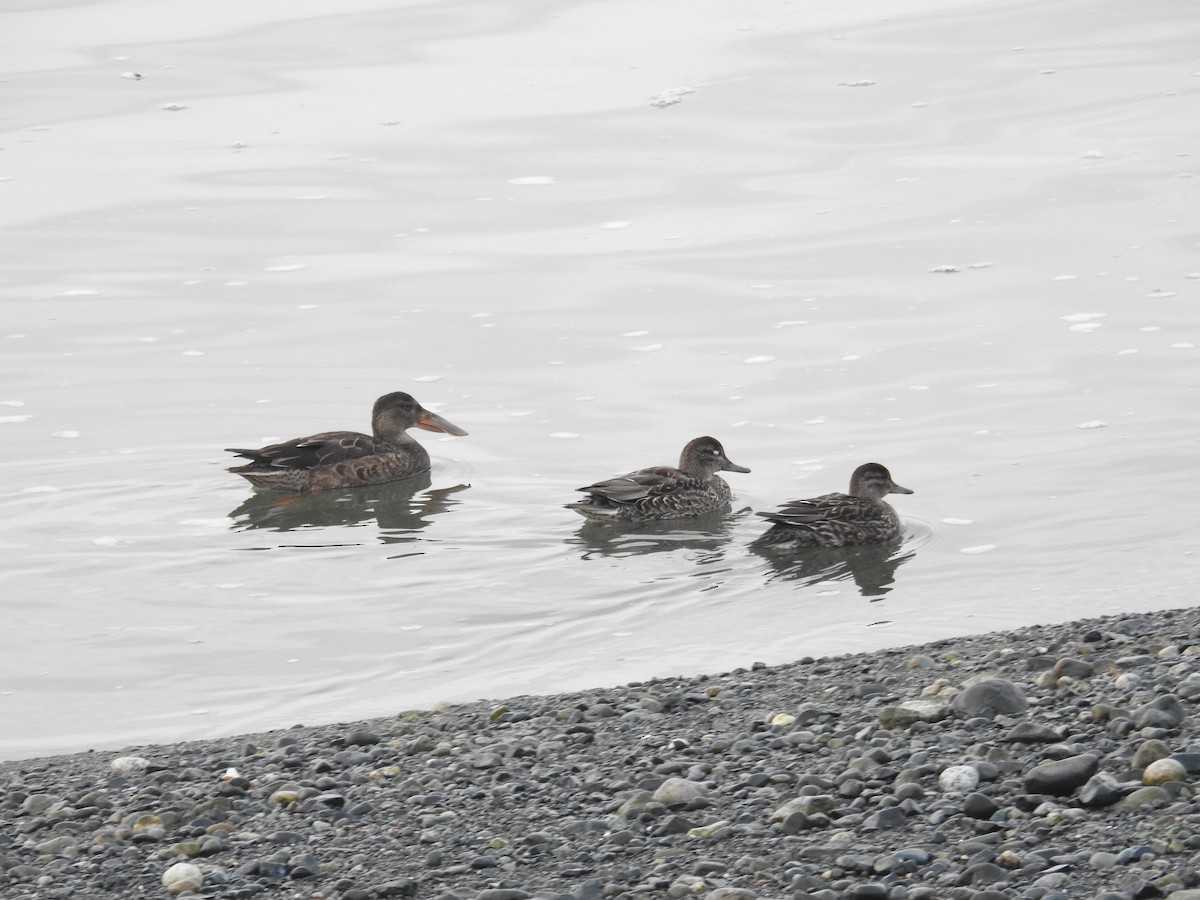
[703,889,757,900]
[1023,754,1099,795]
[1116,786,1172,808]
[959,862,1009,885]
[654,814,698,835]
[1051,657,1095,679]
[850,884,888,899]
[1132,739,1172,768]
[1133,694,1185,729]
[862,807,907,830]
[1078,772,1125,808]
[653,777,709,806]
[962,792,999,820]
[476,891,529,900]
[1172,752,1200,773]
[877,701,949,728]
[772,795,838,820]
[952,679,1029,719]
[1004,722,1062,743]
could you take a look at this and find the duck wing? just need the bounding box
[756,492,868,526]
[576,466,699,503]
[226,431,388,471]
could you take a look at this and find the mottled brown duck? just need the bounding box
[226,391,467,491]
[567,436,750,523]
[751,462,912,550]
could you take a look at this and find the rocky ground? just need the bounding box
[5,606,1200,900]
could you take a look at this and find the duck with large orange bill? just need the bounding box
[226,391,467,491]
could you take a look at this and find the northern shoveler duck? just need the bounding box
[226,391,467,491]
[750,462,912,550]
[567,435,750,523]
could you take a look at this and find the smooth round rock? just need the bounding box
[1117,786,1172,808]
[1143,757,1187,785]
[962,792,999,820]
[1023,754,1099,796]
[162,862,203,894]
[653,777,709,806]
[938,765,980,794]
[1131,739,1172,769]
[951,679,1028,719]
[1052,658,1094,679]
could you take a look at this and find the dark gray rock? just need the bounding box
[959,862,1010,885]
[1004,722,1062,743]
[962,792,999,819]
[1023,754,1099,795]
[1078,772,1126,808]
[862,807,907,830]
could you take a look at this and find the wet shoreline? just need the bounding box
[4,605,1200,898]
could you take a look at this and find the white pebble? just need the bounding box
[1114,673,1140,690]
[110,755,150,775]
[161,862,204,893]
[938,764,980,794]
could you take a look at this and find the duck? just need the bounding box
[567,436,750,523]
[226,391,467,491]
[750,462,912,550]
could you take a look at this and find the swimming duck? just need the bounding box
[567,436,750,523]
[750,462,912,550]
[226,391,467,491]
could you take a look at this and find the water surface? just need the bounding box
[1,0,1198,758]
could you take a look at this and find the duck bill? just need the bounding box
[890,483,914,495]
[722,460,751,474]
[416,409,468,436]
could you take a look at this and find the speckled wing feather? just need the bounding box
[756,492,859,526]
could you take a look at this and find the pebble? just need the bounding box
[1024,753,1099,795]
[937,764,979,794]
[110,755,150,775]
[161,861,204,893]
[950,678,1028,718]
[5,608,1200,899]
[1143,757,1187,785]
[653,776,709,806]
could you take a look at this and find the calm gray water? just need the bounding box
[2,0,1197,759]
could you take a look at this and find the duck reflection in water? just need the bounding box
[755,541,916,597]
[227,471,470,538]
[569,507,753,561]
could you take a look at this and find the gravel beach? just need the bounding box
[6,606,1200,900]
